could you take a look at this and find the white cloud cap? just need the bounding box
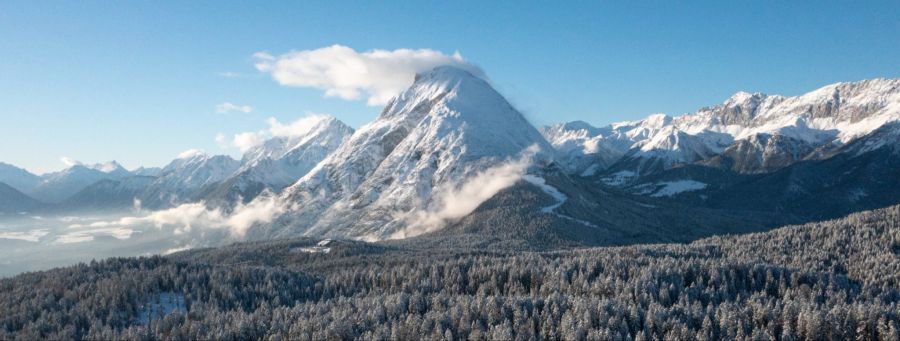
[224,114,332,153]
[254,45,482,106]
[177,149,206,159]
[232,132,264,153]
[60,157,82,167]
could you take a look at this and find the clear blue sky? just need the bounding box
[1,1,898,174]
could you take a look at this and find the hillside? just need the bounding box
[2,205,899,340]
[0,182,42,213]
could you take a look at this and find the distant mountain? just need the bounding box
[137,151,240,209]
[131,167,162,177]
[58,176,156,211]
[544,78,900,178]
[28,161,132,203]
[0,162,41,194]
[271,66,555,240]
[0,182,43,213]
[198,116,353,208]
[0,116,353,212]
[84,161,132,177]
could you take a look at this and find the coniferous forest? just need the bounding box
[2,205,899,340]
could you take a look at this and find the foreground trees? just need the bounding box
[2,205,900,340]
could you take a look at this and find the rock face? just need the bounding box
[273,66,554,240]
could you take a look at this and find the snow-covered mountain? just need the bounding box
[137,151,240,208]
[28,161,132,203]
[198,116,354,207]
[272,66,554,240]
[2,72,898,246]
[544,78,900,179]
[0,116,352,211]
[60,176,156,211]
[84,161,132,177]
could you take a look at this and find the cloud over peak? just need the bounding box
[60,157,82,167]
[254,45,480,106]
[221,114,332,153]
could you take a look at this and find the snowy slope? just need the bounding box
[199,116,353,207]
[237,116,353,189]
[138,151,240,208]
[276,66,553,240]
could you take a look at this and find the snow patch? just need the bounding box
[647,180,708,197]
[293,240,332,254]
[521,175,567,213]
[163,245,193,255]
[521,175,597,228]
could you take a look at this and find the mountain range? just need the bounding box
[0,117,354,213]
[1,67,898,248]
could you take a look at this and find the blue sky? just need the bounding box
[1,1,898,174]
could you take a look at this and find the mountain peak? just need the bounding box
[176,149,207,160]
[87,160,125,173]
[277,65,551,240]
[724,91,766,106]
[413,65,485,84]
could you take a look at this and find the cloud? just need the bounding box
[232,131,264,153]
[0,229,50,242]
[177,149,206,159]
[83,195,289,238]
[60,157,82,167]
[389,145,541,239]
[254,45,481,106]
[215,102,254,114]
[218,71,244,78]
[54,227,134,244]
[222,114,331,153]
[214,133,228,149]
[266,114,329,138]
